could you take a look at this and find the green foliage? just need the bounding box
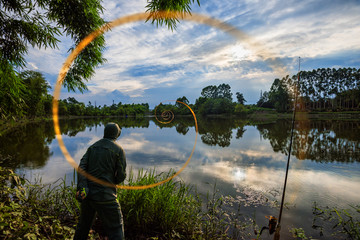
[46,0,107,92]
[0,69,52,119]
[258,67,360,112]
[0,0,106,92]
[153,98,194,117]
[1,0,202,120]
[195,84,234,115]
[118,169,202,239]
[197,98,235,115]
[236,92,246,105]
[0,163,257,239]
[0,166,79,239]
[313,202,360,239]
[0,0,105,119]
[0,60,26,119]
[201,83,232,101]
[291,67,360,111]
[0,0,60,68]
[268,77,291,112]
[217,83,233,100]
[118,169,256,239]
[20,71,51,117]
[145,0,201,30]
[289,228,308,239]
[256,90,273,108]
[53,98,150,117]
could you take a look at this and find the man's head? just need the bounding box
[104,122,121,140]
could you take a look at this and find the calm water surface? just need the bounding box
[1,117,359,239]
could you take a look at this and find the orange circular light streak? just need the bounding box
[53,11,290,190]
[154,101,176,124]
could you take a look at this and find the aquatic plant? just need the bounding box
[312,201,360,239]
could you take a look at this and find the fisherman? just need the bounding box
[74,122,127,240]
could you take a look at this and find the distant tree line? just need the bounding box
[58,98,149,117]
[0,70,149,120]
[258,67,360,112]
[153,83,247,116]
[2,67,359,120]
[155,67,360,117]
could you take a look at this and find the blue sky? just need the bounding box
[25,0,360,108]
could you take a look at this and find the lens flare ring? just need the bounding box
[154,101,176,124]
[53,11,290,190]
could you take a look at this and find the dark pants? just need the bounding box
[73,199,125,240]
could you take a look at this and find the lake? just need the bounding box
[1,116,359,239]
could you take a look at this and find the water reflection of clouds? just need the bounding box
[119,133,149,151]
[191,157,360,208]
[39,121,360,211]
[27,128,102,184]
[120,129,191,168]
[23,155,75,184]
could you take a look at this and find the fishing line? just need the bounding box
[273,57,301,240]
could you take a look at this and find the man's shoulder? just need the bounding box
[91,138,124,152]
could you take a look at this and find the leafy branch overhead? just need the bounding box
[145,0,201,30]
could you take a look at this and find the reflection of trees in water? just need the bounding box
[0,121,55,169]
[151,116,248,147]
[152,116,193,130]
[258,120,360,163]
[0,117,150,170]
[292,121,360,162]
[257,120,292,154]
[198,117,247,148]
[201,131,232,147]
[235,126,246,139]
[175,123,189,135]
[3,117,357,170]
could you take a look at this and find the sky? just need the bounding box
[25,0,360,108]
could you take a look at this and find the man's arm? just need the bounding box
[115,148,126,184]
[77,148,90,192]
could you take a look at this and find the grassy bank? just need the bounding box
[0,165,256,239]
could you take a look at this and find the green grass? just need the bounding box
[312,202,360,239]
[0,164,259,239]
[0,166,80,239]
[118,169,203,239]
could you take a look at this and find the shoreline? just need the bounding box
[1,111,360,136]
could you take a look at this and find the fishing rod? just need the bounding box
[273,57,301,240]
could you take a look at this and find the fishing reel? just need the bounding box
[258,215,277,237]
[76,187,89,202]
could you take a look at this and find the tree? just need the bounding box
[201,85,218,99]
[1,0,105,119]
[176,96,189,105]
[257,91,273,108]
[1,0,202,119]
[269,78,291,112]
[176,96,189,107]
[200,83,232,101]
[236,92,246,105]
[217,83,232,101]
[1,0,106,92]
[196,83,234,115]
[0,61,25,119]
[291,67,360,111]
[146,0,201,30]
[20,71,50,117]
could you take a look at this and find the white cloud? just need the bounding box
[27,62,38,70]
[24,0,360,105]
